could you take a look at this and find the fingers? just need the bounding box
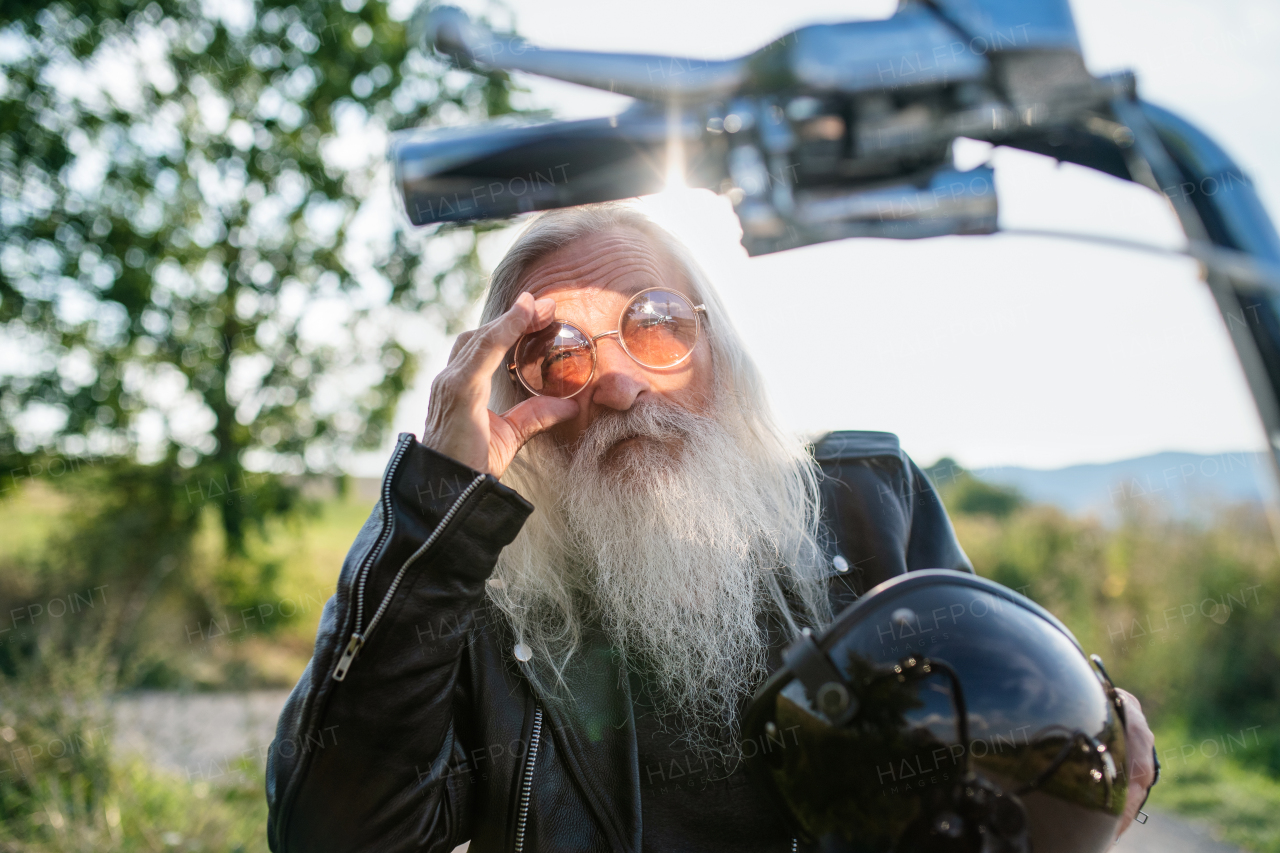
[529,293,557,330]
[501,395,579,448]
[448,330,475,360]
[1113,689,1157,838]
[447,293,553,366]
[1118,688,1145,717]
[425,293,563,476]
[453,293,557,377]
[1119,691,1154,773]
[1118,690,1153,748]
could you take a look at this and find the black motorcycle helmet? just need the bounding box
[743,570,1128,853]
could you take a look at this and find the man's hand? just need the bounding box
[422,292,579,479]
[1115,687,1157,839]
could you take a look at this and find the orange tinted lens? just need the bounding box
[620,290,698,367]
[516,322,594,397]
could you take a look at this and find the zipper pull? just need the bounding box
[332,633,365,681]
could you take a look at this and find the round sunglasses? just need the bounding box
[506,287,707,398]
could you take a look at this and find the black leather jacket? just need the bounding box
[265,430,972,853]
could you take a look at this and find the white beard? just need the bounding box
[497,395,827,761]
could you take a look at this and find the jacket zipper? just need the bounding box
[513,703,543,853]
[332,459,487,681]
[332,435,411,679]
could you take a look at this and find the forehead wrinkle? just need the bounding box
[527,256,662,294]
[528,251,662,291]
[520,231,677,296]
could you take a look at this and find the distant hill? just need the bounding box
[964,450,1276,520]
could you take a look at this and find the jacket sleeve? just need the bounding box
[815,431,972,601]
[266,433,532,853]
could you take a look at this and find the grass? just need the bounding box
[0,484,370,849]
[1150,724,1280,852]
[0,754,269,853]
[0,482,68,564]
[0,479,376,691]
[0,640,270,852]
[175,491,376,688]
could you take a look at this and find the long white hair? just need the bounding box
[479,203,830,733]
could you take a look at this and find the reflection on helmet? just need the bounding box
[743,570,1126,853]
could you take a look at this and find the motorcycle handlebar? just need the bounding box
[392,107,723,227]
[423,5,747,102]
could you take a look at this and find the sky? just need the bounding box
[347,0,1280,476]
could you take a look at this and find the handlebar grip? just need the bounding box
[391,109,722,226]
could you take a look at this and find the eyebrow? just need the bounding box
[611,275,668,298]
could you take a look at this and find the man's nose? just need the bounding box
[589,336,649,411]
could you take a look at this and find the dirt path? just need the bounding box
[1115,811,1246,853]
[111,690,291,784]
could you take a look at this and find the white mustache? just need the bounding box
[566,396,703,468]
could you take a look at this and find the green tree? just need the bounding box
[0,0,523,669]
[927,456,1025,518]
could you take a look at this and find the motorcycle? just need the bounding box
[390,0,1280,485]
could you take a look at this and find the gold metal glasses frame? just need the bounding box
[506,287,707,399]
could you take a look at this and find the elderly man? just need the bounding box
[266,203,1155,852]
